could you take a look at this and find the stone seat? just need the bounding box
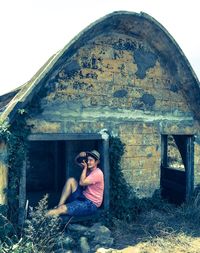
[60,209,101,224]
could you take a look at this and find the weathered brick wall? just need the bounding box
[118,122,161,197]
[39,34,191,116]
[0,140,8,204]
[27,33,198,198]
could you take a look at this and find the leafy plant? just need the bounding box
[0,205,18,245]
[23,194,64,252]
[0,195,64,253]
[0,120,10,141]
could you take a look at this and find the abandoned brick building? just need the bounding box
[1,11,200,212]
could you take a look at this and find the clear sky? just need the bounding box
[0,0,199,95]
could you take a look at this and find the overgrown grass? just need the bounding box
[0,195,64,253]
[2,192,200,252]
[109,192,200,253]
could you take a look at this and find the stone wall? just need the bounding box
[0,140,8,204]
[26,32,199,198]
[39,34,192,117]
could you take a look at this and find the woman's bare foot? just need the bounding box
[45,209,59,217]
[45,205,67,217]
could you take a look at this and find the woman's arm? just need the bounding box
[79,160,92,186]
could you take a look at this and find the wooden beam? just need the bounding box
[54,142,59,192]
[18,158,26,226]
[161,135,168,167]
[102,138,110,211]
[0,140,8,205]
[28,133,102,141]
[185,136,194,201]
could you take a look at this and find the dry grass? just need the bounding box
[138,234,200,253]
[107,194,200,253]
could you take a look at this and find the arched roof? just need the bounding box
[1,11,200,122]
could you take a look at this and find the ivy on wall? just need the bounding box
[108,135,169,222]
[0,110,31,224]
[109,136,140,222]
[0,120,11,142]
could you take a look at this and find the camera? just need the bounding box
[76,156,88,164]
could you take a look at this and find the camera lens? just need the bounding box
[77,156,88,164]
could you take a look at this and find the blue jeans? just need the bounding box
[65,186,97,216]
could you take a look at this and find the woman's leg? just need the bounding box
[46,178,78,216]
[58,177,78,206]
[47,199,98,217]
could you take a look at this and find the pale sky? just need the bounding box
[0,0,200,95]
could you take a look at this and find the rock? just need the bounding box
[96,225,111,237]
[84,223,111,238]
[87,223,114,249]
[62,236,75,249]
[66,222,114,251]
[93,236,114,247]
[68,224,89,233]
[79,236,90,253]
[56,235,75,250]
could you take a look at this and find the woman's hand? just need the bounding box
[79,152,86,157]
[81,160,88,170]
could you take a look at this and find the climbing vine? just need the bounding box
[108,135,173,223]
[109,136,140,222]
[0,120,10,142]
[0,110,31,224]
[0,83,51,226]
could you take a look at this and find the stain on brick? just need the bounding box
[170,84,179,93]
[81,55,102,70]
[62,60,81,79]
[72,81,94,91]
[64,60,80,72]
[160,54,177,75]
[134,48,157,79]
[141,93,156,107]
[113,38,136,51]
[113,89,128,98]
[132,93,156,110]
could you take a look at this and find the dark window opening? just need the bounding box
[26,134,109,210]
[167,135,184,171]
[160,134,194,204]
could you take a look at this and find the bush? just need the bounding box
[0,205,18,246]
[0,195,64,253]
[23,194,64,252]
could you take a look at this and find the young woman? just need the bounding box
[46,150,104,217]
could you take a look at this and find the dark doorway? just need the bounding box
[26,141,66,208]
[160,135,194,204]
[26,133,109,210]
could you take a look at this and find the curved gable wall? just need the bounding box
[1,11,200,123]
[34,32,192,123]
[49,11,200,119]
